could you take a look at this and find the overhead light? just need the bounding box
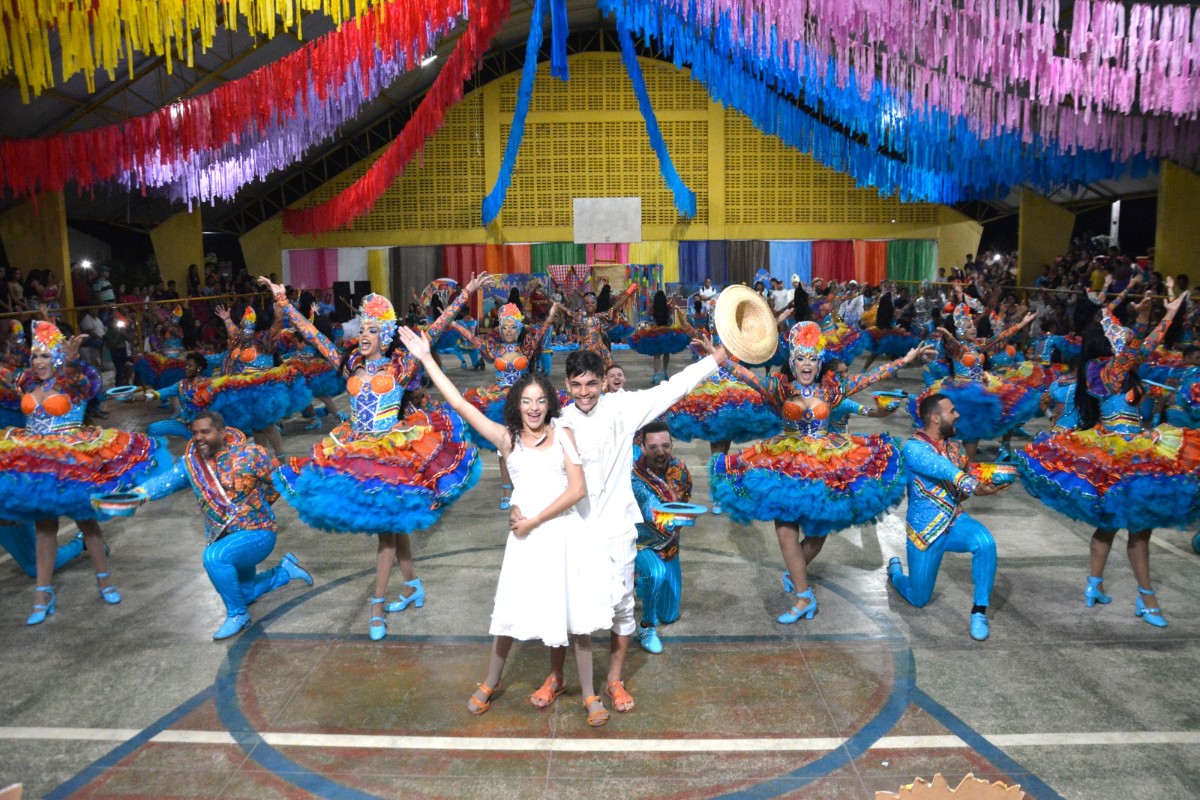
[421,54,438,67]
[80,259,92,270]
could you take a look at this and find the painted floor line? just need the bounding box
[5,727,1200,751]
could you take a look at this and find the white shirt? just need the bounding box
[559,356,719,538]
[80,314,105,338]
[770,288,793,313]
[839,295,864,326]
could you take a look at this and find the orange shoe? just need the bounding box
[530,675,567,709]
[467,682,497,716]
[583,695,610,727]
[605,679,635,712]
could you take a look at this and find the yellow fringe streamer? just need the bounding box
[1,0,382,103]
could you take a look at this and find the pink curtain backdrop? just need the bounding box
[288,249,339,290]
[443,244,486,314]
[586,243,630,265]
[811,240,855,283]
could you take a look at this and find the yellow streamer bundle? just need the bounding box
[0,0,380,102]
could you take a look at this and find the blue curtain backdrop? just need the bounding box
[768,241,813,285]
[678,240,729,285]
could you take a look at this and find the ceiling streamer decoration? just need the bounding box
[0,0,467,205]
[0,0,398,102]
[282,0,510,235]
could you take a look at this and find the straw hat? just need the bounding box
[713,285,778,364]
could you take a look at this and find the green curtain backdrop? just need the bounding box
[531,243,587,275]
[886,240,938,283]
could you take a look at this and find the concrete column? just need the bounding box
[1017,189,1074,287]
[150,209,205,289]
[239,217,284,278]
[937,206,983,276]
[1155,161,1200,285]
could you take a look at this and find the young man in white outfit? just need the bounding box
[512,341,726,714]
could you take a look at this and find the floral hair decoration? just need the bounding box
[787,321,826,362]
[31,320,66,368]
[498,303,524,332]
[359,293,397,349]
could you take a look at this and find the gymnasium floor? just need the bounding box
[2,350,1198,799]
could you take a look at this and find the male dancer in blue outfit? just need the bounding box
[630,421,691,654]
[126,410,313,640]
[887,393,1006,641]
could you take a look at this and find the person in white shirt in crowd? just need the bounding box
[839,281,865,327]
[513,338,728,714]
[78,310,106,370]
[770,278,793,315]
[695,278,719,313]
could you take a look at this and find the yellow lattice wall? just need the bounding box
[282,52,947,247]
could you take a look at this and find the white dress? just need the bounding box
[489,422,613,646]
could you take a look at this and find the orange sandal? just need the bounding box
[530,675,567,709]
[605,679,635,712]
[467,682,497,716]
[583,695,610,727]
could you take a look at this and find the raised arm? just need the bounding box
[427,272,494,344]
[719,358,780,408]
[396,326,510,452]
[1099,294,1184,389]
[257,278,340,366]
[521,302,563,357]
[131,460,191,502]
[215,304,240,343]
[982,311,1037,354]
[841,345,934,397]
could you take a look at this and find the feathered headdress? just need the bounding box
[498,303,524,331]
[241,305,257,329]
[7,320,25,346]
[787,321,826,362]
[31,320,65,367]
[358,293,397,348]
[171,305,184,320]
[1101,306,1131,355]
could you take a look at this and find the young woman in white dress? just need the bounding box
[398,327,614,726]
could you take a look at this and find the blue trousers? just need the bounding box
[0,522,84,578]
[204,528,290,617]
[148,418,191,439]
[891,513,996,609]
[635,549,682,627]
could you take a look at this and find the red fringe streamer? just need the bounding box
[0,0,464,202]
[282,0,510,236]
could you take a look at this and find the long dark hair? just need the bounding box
[502,371,561,448]
[792,286,811,323]
[1074,324,1142,429]
[876,291,894,329]
[596,284,613,313]
[652,290,670,326]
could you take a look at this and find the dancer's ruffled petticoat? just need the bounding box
[994,360,1065,391]
[0,428,172,522]
[289,355,346,399]
[665,371,781,443]
[909,375,1041,441]
[183,365,307,434]
[866,327,920,358]
[1139,351,1189,385]
[132,353,186,389]
[709,432,905,536]
[922,361,951,387]
[629,326,691,356]
[1017,425,1200,531]
[274,407,481,534]
[823,322,866,364]
[608,321,634,343]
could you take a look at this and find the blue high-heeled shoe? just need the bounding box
[1085,576,1111,607]
[777,589,818,624]
[368,597,387,641]
[1136,587,1168,628]
[95,572,122,605]
[27,586,56,626]
[384,578,425,613]
[499,484,513,511]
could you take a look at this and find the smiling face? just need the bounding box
[190,416,225,459]
[566,370,602,414]
[359,322,383,358]
[518,382,549,431]
[792,352,821,386]
[500,319,520,343]
[643,430,673,473]
[31,350,53,380]
[604,366,625,392]
[583,294,597,313]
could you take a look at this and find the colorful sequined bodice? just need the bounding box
[1048,378,1080,431]
[1031,334,1064,362]
[347,358,405,434]
[577,313,608,352]
[21,390,85,434]
[1086,358,1142,435]
[951,344,986,382]
[491,342,529,387]
[781,384,832,435]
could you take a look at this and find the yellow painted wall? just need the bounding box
[0,191,72,304]
[1155,161,1200,285]
[1017,189,1075,287]
[150,209,205,288]
[240,217,285,278]
[282,53,962,258]
[936,207,984,274]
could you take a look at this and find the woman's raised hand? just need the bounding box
[396,326,432,360]
[257,275,287,302]
[465,272,495,294]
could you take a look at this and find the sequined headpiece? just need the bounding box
[787,321,826,362]
[31,320,66,368]
[1101,306,1131,355]
[498,303,524,332]
[7,320,25,346]
[358,293,397,348]
[172,305,184,320]
[241,306,257,330]
[952,304,976,339]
